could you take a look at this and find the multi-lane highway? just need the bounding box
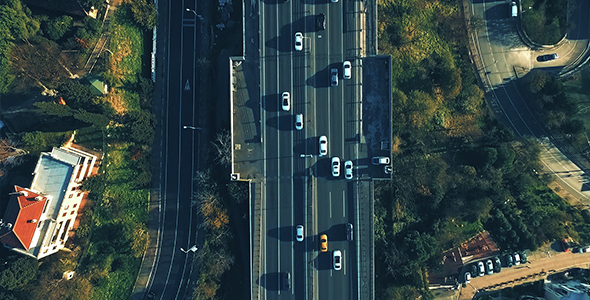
[259,0,365,298]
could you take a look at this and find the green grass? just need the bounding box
[106,22,143,87]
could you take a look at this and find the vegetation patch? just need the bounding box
[521,0,567,45]
[376,0,590,298]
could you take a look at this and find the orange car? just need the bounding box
[320,234,328,252]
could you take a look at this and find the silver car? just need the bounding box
[332,157,340,177]
[295,114,303,130]
[331,68,338,87]
[344,160,353,179]
[296,225,304,242]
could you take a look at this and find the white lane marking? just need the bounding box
[329,191,332,218]
[342,190,345,218]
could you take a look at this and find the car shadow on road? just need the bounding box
[258,272,283,291]
[268,226,296,242]
[264,25,293,53]
[292,15,317,34]
[266,115,295,131]
[263,94,280,112]
[305,63,339,89]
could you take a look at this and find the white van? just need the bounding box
[510,2,517,17]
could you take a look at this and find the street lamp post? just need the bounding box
[180,245,198,254]
[185,8,205,33]
[183,125,203,130]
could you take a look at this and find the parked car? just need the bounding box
[371,156,390,165]
[295,114,303,130]
[510,1,517,17]
[537,53,558,62]
[513,252,520,266]
[296,225,304,242]
[344,160,353,180]
[562,239,570,252]
[477,261,485,277]
[519,251,528,263]
[332,157,341,177]
[485,259,494,275]
[294,32,303,51]
[331,68,338,87]
[316,13,326,31]
[346,223,354,241]
[504,253,513,267]
[464,272,471,283]
[470,264,478,277]
[320,234,328,252]
[281,92,290,111]
[343,61,352,79]
[333,250,342,270]
[319,136,328,156]
[493,257,502,273]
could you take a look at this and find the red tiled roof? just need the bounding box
[0,186,47,250]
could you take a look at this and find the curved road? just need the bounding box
[471,0,590,202]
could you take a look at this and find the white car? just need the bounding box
[281,92,290,111]
[294,32,303,51]
[333,250,342,270]
[343,61,351,79]
[330,68,338,87]
[319,136,328,156]
[295,114,303,130]
[371,156,390,165]
[331,157,340,177]
[331,0,338,3]
[344,160,353,179]
[296,225,304,242]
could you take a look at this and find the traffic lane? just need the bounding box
[489,85,535,137]
[498,82,546,137]
[461,251,590,299]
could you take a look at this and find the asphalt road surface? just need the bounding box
[259,0,365,298]
[145,1,203,299]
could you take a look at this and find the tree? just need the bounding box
[212,130,232,166]
[43,15,73,41]
[0,0,40,41]
[58,80,99,112]
[125,110,155,145]
[125,0,157,30]
[0,256,38,290]
[527,69,548,93]
[34,101,74,117]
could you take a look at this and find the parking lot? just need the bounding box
[457,249,590,299]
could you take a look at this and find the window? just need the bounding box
[68,194,73,198]
[77,193,82,197]
[71,187,76,191]
[64,205,69,210]
[62,213,66,217]
[73,204,77,208]
[70,211,75,215]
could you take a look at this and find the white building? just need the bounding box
[0,146,97,259]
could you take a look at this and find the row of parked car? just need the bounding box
[464,251,527,283]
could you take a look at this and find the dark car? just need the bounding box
[282,272,291,290]
[316,13,326,31]
[562,239,570,252]
[504,253,513,267]
[493,257,502,273]
[537,53,558,62]
[470,264,478,277]
[346,223,354,241]
[519,251,528,263]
